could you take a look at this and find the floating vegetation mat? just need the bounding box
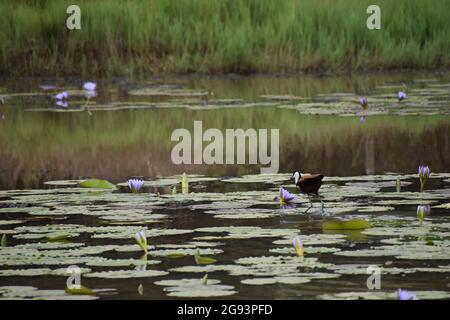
[2,78,447,116]
[0,172,450,300]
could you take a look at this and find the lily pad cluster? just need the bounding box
[0,172,450,299]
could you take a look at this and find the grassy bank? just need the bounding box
[1,0,449,76]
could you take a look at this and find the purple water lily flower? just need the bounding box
[418,165,431,179]
[56,100,69,108]
[359,96,368,108]
[83,82,96,91]
[417,204,430,214]
[279,187,295,203]
[398,91,406,101]
[418,165,430,192]
[83,82,97,99]
[55,91,68,101]
[359,116,366,123]
[397,289,418,300]
[416,205,430,222]
[127,178,144,193]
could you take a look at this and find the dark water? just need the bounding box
[0,73,449,300]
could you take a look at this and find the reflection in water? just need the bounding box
[0,74,449,189]
[365,136,375,175]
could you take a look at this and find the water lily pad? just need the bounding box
[241,273,339,285]
[0,220,23,226]
[195,249,217,265]
[433,203,450,209]
[44,180,83,187]
[317,290,450,300]
[85,269,168,279]
[322,219,370,230]
[84,257,161,267]
[154,278,236,298]
[65,285,96,296]
[194,226,298,240]
[273,234,347,246]
[128,86,208,97]
[0,286,99,300]
[269,246,341,255]
[79,179,115,189]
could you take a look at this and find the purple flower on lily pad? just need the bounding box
[55,92,69,108]
[418,165,430,179]
[83,82,97,99]
[416,205,430,222]
[55,91,68,101]
[359,96,368,108]
[127,178,144,193]
[56,100,69,108]
[398,91,406,101]
[359,116,366,123]
[418,165,430,192]
[279,187,295,203]
[397,289,418,300]
[83,82,96,91]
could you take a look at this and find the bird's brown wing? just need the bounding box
[300,174,324,183]
[297,174,324,195]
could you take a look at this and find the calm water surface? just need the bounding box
[0,73,449,299]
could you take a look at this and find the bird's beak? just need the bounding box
[291,175,298,185]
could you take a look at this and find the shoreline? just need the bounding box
[1,68,450,83]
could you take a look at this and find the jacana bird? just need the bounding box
[291,171,325,210]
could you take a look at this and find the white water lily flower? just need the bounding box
[135,229,148,254]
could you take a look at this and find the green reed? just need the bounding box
[0,0,449,76]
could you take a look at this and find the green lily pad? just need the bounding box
[65,285,96,296]
[79,179,115,189]
[0,286,99,300]
[195,249,217,265]
[322,219,370,230]
[47,234,70,242]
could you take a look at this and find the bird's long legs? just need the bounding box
[303,194,313,214]
[307,194,313,208]
[303,193,325,214]
[318,193,324,209]
[318,192,325,215]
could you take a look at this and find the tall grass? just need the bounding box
[0,0,449,76]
